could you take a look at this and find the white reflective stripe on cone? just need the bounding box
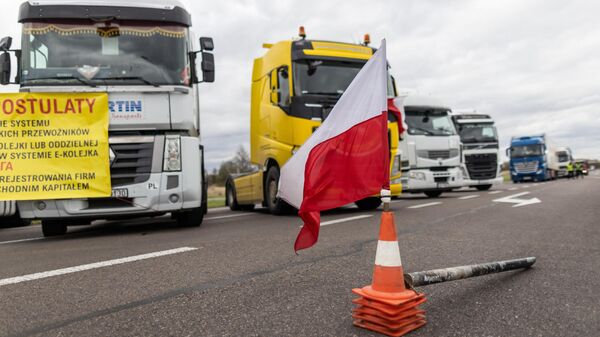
[374,240,402,267]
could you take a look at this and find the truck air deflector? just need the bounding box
[18,3,192,26]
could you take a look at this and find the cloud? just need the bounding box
[0,0,598,169]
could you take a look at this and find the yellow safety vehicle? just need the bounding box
[226,28,402,214]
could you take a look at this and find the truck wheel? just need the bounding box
[41,220,67,237]
[2,213,29,228]
[175,206,204,227]
[476,185,492,191]
[265,166,289,215]
[424,191,442,198]
[226,181,241,211]
[355,197,382,210]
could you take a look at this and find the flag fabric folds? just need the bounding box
[278,39,390,252]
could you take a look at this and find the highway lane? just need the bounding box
[0,178,598,336]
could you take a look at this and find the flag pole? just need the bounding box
[381,189,391,212]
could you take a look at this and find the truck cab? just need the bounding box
[555,146,573,177]
[227,31,402,214]
[452,112,502,190]
[399,95,462,198]
[1,0,215,236]
[508,134,558,182]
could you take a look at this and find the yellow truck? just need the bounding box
[226,29,402,214]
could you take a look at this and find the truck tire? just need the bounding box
[476,185,492,191]
[175,206,204,227]
[355,197,382,210]
[265,166,290,215]
[226,181,255,211]
[425,191,443,198]
[2,213,29,228]
[41,220,67,237]
[226,181,241,211]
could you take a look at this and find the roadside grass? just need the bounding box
[208,185,226,209]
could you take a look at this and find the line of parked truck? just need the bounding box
[0,0,582,235]
[507,135,587,183]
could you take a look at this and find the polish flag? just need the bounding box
[278,39,390,252]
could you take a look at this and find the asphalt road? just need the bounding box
[1,174,599,337]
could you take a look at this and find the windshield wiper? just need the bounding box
[98,76,160,87]
[302,91,342,96]
[24,76,97,88]
[410,127,435,135]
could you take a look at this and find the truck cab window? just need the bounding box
[28,35,48,69]
[278,67,290,106]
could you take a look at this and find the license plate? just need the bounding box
[438,182,449,188]
[112,188,129,198]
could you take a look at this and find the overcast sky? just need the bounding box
[1,0,598,170]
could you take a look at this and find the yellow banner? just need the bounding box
[0,93,111,201]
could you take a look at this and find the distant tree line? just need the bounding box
[207,145,254,186]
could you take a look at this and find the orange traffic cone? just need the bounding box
[352,193,426,337]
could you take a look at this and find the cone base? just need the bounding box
[352,284,426,336]
[353,317,426,337]
[353,285,425,307]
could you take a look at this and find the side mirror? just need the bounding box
[0,52,11,85]
[0,36,12,51]
[199,37,214,51]
[200,52,214,83]
[505,147,510,157]
[270,71,278,104]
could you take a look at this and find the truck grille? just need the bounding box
[110,142,154,187]
[465,153,497,179]
[417,149,459,160]
[463,143,499,150]
[514,161,538,174]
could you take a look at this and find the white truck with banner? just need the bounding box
[398,95,462,198]
[0,0,214,236]
[451,112,502,190]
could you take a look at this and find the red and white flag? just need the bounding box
[278,39,390,252]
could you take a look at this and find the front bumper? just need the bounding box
[511,171,545,182]
[401,167,462,193]
[18,137,203,220]
[462,176,503,186]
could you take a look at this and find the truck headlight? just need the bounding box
[164,136,182,171]
[409,171,426,180]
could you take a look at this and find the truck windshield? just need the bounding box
[293,60,362,96]
[456,123,498,143]
[557,152,570,162]
[20,21,190,86]
[405,109,456,136]
[511,144,543,158]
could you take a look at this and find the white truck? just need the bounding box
[451,112,502,190]
[398,95,462,198]
[555,146,573,178]
[0,0,215,236]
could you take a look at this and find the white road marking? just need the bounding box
[508,187,519,191]
[522,185,531,188]
[0,237,45,245]
[204,213,254,220]
[493,192,541,208]
[458,195,479,200]
[408,202,442,209]
[320,214,373,227]
[488,190,503,195]
[0,247,198,287]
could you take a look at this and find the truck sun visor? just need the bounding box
[18,3,192,26]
